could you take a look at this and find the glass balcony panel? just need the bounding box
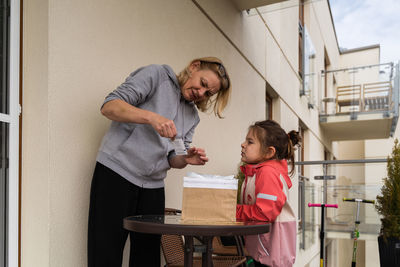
[301,26,317,108]
[297,161,386,240]
[324,163,383,237]
[319,62,399,140]
[303,180,317,249]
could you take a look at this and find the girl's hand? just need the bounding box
[185,147,209,165]
[149,113,177,139]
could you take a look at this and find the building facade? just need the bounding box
[0,0,397,266]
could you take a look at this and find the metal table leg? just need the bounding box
[184,236,194,267]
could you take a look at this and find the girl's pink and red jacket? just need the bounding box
[236,160,297,267]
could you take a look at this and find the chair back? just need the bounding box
[161,234,185,266]
[336,84,361,112]
[363,81,392,111]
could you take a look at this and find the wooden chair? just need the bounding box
[161,208,247,267]
[363,81,392,111]
[336,84,362,113]
[161,234,246,267]
[212,236,248,257]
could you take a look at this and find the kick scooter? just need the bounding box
[343,198,375,267]
[308,203,339,267]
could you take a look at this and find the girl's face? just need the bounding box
[181,62,221,103]
[241,129,267,164]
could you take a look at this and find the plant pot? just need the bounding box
[378,235,400,267]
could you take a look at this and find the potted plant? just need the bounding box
[375,139,400,266]
[235,162,245,203]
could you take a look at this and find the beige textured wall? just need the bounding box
[21,0,50,266]
[340,48,380,68]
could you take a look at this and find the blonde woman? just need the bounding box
[88,57,231,267]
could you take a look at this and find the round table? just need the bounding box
[123,215,270,267]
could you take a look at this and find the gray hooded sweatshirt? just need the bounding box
[96,64,200,188]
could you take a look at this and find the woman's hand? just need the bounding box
[149,113,177,139]
[184,147,208,165]
[101,99,177,139]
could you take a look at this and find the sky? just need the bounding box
[329,0,400,64]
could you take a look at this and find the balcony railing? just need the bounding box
[325,184,381,238]
[320,63,398,116]
[318,62,400,140]
[296,159,386,249]
[335,81,392,113]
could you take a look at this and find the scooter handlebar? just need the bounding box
[308,203,338,208]
[343,198,375,204]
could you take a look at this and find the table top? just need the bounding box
[123,215,270,236]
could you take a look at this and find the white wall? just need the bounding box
[21,0,50,265]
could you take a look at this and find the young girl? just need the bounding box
[236,120,301,267]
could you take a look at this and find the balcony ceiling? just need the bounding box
[230,0,289,11]
[320,113,395,141]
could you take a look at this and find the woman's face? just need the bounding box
[241,129,266,164]
[181,62,221,103]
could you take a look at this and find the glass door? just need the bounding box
[0,0,20,266]
[0,0,10,264]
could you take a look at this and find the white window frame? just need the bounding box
[7,1,20,266]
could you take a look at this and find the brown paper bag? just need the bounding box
[181,174,238,222]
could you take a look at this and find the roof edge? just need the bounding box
[327,0,341,55]
[340,44,380,54]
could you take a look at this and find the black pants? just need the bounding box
[88,162,165,267]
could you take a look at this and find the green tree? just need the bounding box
[375,139,400,239]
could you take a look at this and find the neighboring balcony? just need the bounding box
[318,62,399,141]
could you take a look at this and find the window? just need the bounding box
[298,0,304,79]
[299,0,316,108]
[265,91,272,120]
[302,27,316,105]
[0,0,20,266]
[0,1,10,264]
